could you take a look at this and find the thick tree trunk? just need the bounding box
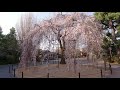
[58,36,66,64]
[109,20,117,60]
[60,48,66,64]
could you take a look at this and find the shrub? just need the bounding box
[111,55,120,63]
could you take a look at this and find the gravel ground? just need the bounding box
[1,58,117,78]
[0,64,17,78]
[16,59,106,78]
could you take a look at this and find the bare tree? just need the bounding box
[16,12,37,43]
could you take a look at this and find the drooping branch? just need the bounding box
[19,12,103,67]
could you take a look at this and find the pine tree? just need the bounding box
[94,12,120,63]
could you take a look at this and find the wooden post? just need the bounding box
[13,69,15,77]
[79,72,80,78]
[12,64,13,70]
[57,45,59,68]
[22,72,23,78]
[100,69,103,78]
[58,59,59,68]
[9,65,10,73]
[74,59,76,73]
[110,68,112,75]
[47,73,49,78]
[109,64,112,74]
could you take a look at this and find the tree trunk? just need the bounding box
[109,47,112,63]
[87,53,89,61]
[60,48,66,64]
[104,59,106,71]
[112,27,116,41]
[58,35,66,64]
[109,20,116,41]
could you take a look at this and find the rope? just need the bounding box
[80,72,100,76]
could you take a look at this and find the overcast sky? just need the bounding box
[0,12,94,34]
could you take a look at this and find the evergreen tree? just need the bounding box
[94,12,120,63]
[0,27,20,64]
[5,27,20,64]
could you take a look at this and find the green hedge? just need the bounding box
[0,55,19,65]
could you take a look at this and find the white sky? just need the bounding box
[0,12,94,35]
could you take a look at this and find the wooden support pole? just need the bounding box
[12,64,13,70]
[109,64,112,74]
[22,72,23,78]
[9,65,10,73]
[47,73,49,78]
[79,72,80,78]
[13,69,15,77]
[58,60,59,68]
[100,69,103,78]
